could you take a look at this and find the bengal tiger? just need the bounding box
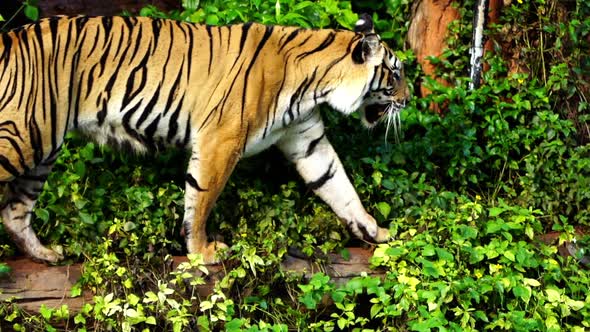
[0,13,409,263]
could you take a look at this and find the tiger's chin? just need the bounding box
[360,103,389,128]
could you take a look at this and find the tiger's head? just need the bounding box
[330,14,410,140]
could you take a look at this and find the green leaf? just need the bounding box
[24,5,39,21]
[545,289,561,303]
[0,263,11,276]
[70,284,82,297]
[39,304,53,320]
[205,14,219,25]
[372,171,383,185]
[127,293,140,306]
[370,303,382,318]
[503,250,515,262]
[74,313,86,325]
[331,290,346,303]
[512,285,531,302]
[435,248,454,262]
[225,318,244,330]
[182,0,200,11]
[74,160,86,177]
[300,292,317,310]
[486,220,504,234]
[340,248,350,261]
[79,212,94,225]
[489,207,506,217]
[376,202,391,219]
[422,244,436,257]
[420,259,440,278]
[385,246,405,257]
[382,179,396,190]
[35,208,50,222]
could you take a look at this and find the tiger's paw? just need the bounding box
[28,245,64,263]
[194,241,229,265]
[349,212,392,244]
[374,226,392,243]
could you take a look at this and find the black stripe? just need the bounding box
[278,28,300,53]
[242,122,250,153]
[305,133,325,158]
[162,65,183,116]
[0,33,12,63]
[126,24,144,64]
[206,25,214,75]
[151,19,162,53]
[241,25,274,122]
[264,59,290,138]
[122,103,147,148]
[200,61,245,130]
[29,117,44,166]
[179,113,191,148]
[61,20,75,69]
[0,155,20,178]
[68,46,83,132]
[185,25,195,78]
[185,173,206,191]
[0,121,21,137]
[314,36,359,89]
[122,61,149,107]
[284,35,312,55]
[307,161,335,190]
[239,22,253,53]
[0,135,26,169]
[16,29,28,112]
[135,85,161,127]
[85,19,104,57]
[225,25,231,52]
[121,16,135,31]
[166,94,184,142]
[144,114,161,148]
[295,32,335,61]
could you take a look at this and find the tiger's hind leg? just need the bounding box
[1,155,63,262]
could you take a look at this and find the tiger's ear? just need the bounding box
[352,14,383,65]
[354,13,374,34]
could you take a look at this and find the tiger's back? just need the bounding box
[0,15,409,263]
[1,16,365,168]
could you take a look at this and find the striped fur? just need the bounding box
[0,15,409,263]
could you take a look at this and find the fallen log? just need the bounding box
[0,259,94,312]
[0,248,383,313]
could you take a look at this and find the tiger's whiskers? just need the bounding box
[384,103,401,146]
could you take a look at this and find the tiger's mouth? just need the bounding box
[361,102,403,143]
[362,103,389,127]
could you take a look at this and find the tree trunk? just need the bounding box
[407,0,460,113]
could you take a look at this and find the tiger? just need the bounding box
[0,13,410,264]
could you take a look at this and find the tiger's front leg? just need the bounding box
[277,111,390,243]
[183,138,241,264]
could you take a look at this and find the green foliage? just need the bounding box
[0,262,10,277]
[1,0,590,330]
[138,0,358,28]
[0,1,38,30]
